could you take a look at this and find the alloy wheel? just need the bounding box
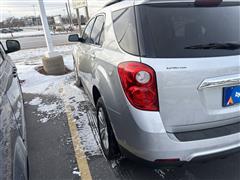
[98,107,109,150]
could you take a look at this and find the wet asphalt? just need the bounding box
[24,93,240,180]
[24,94,79,180]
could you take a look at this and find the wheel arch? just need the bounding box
[92,64,122,142]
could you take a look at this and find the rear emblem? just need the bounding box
[227,97,234,106]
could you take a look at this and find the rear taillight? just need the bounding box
[194,0,222,7]
[118,62,159,111]
[155,159,180,163]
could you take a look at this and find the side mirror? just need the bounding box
[6,40,21,54]
[68,34,80,42]
[68,34,85,43]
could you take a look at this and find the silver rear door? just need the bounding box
[135,2,240,132]
[142,56,240,132]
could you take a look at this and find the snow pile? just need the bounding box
[61,80,101,156]
[29,97,42,106]
[17,64,69,94]
[37,101,64,123]
[16,54,74,94]
[14,47,101,156]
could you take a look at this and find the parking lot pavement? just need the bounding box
[24,93,79,180]
[1,34,73,50]
[24,92,240,180]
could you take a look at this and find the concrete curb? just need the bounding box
[42,55,65,75]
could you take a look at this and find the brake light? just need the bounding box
[155,159,180,163]
[195,0,222,7]
[118,62,159,111]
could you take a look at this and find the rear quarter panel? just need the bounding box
[90,10,144,144]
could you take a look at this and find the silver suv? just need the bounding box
[69,0,240,163]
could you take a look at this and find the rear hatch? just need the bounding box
[135,2,240,132]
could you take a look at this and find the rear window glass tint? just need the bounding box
[135,3,240,58]
[112,8,139,56]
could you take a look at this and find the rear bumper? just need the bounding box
[191,146,240,162]
[119,130,240,162]
[109,104,240,162]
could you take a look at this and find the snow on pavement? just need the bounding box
[14,46,101,156]
[0,29,67,39]
[9,45,75,64]
[29,97,42,106]
[72,167,81,177]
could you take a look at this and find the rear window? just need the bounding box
[136,3,240,58]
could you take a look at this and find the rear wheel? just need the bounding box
[96,97,119,160]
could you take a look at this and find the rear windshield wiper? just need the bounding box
[185,43,240,50]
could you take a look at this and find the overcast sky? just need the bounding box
[0,0,109,21]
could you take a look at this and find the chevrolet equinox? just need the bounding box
[69,0,240,163]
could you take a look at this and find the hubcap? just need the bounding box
[98,107,109,150]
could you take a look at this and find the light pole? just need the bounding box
[38,0,54,54]
[68,0,73,27]
[37,0,65,75]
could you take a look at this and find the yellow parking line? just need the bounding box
[60,88,92,180]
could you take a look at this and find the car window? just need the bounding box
[112,8,139,56]
[82,18,96,44]
[0,42,5,61]
[0,53,3,65]
[90,15,105,46]
[135,3,240,58]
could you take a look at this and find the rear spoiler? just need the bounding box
[194,0,223,7]
[104,0,123,7]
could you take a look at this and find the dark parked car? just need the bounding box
[10,28,23,32]
[0,40,28,180]
[0,29,14,34]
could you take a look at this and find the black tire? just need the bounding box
[27,158,30,180]
[74,65,82,87]
[96,97,120,160]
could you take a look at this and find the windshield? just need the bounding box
[135,3,240,58]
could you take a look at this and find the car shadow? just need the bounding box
[108,151,240,180]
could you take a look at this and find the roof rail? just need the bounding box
[104,0,123,8]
